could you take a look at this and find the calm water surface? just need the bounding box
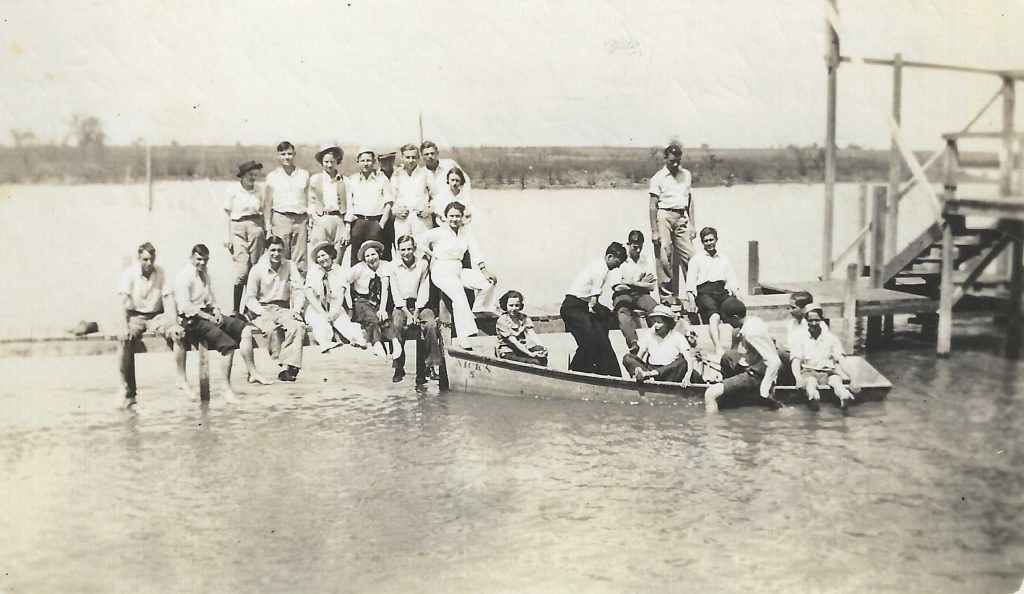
[1,341,1022,593]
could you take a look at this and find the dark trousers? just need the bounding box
[392,298,442,378]
[560,295,620,377]
[349,217,384,265]
[621,353,696,383]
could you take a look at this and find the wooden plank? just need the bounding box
[945,197,1024,219]
[1005,221,1024,358]
[881,222,943,282]
[822,0,838,281]
[198,343,210,401]
[870,185,888,287]
[842,263,858,352]
[747,240,760,295]
[839,56,1010,77]
[887,53,903,261]
[937,223,955,355]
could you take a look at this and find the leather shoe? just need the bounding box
[392,371,405,383]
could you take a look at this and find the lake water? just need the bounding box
[1,181,1021,593]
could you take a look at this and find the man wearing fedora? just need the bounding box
[345,147,393,265]
[224,160,266,314]
[308,146,349,266]
[345,240,401,359]
[649,144,696,305]
[305,242,369,353]
[621,305,697,386]
[243,235,307,382]
[264,141,311,275]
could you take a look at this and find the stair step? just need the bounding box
[895,271,939,279]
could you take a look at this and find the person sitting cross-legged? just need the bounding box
[622,305,698,386]
[790,303,859,411]
[685,226,739,356]
[304,242,368,353]
[495,290,548,366]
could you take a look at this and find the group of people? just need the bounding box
[118,141,495,406]
[546,144,861,412]
[117,141,860,413]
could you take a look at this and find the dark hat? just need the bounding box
[357,240,385,262]
[235,160,263,178]
[627,229,645,244]
[315,146,343,165]
[720,296,746,318]
[311,242,336,262]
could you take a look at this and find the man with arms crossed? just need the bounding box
[117,242,186,407]
[244,236,307,382]
[175,244,267,404]
[611,229,660,353]
[649,144,695,304]
[264,141,311,275]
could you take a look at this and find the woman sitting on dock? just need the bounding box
[495,290,548,366]
[621,305,698,386]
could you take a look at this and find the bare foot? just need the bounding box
[177,381,198,401]
[223,389,241,404]
[247,373,272,385]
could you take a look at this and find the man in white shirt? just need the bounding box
[224,160,266,314]
[117,242,186,407]
[777,290,815,385]
[686,227,740,356]
[421,140,470,217]
[305,242,368,353]
[389,234,442,384]
[308,146,349,266]
[175,244,267,404]
[264,141,311,275]
[704,297,783,413]
[559,242,627,376]
[621,305,697,386]
[390,143,437,247]
[243,236,306,382]
[346,147,394,265]
[611,229,660,352]
[649,144,696,303]
[790,304,858,411]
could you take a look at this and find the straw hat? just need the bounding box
[315,146,343,164]
[355,146,376,160]
[357,240,385,262]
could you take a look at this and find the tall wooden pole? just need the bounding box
[747,241,760,295]
[856,183,867,275]
[937,221,954,356]
[997,78,1016,278]
[822,0,839,281]
[418,112,424,147]
[886,53,903,261]
[146,143,153,211]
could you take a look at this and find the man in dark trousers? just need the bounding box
[560,242,627,376]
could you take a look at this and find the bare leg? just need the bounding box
[704,383,723,414]
[240,326,270,385]
[804,376,821,411]
[829,374,854,407]
[173,339,197,400]
[709,313,723,355]
[118,339,137,402]
[220,351,240,403]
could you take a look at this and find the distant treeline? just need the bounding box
[0,144,998,188]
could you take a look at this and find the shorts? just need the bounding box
[181,314,248,355]
[612,290,658,313]
[125,311,183,342]
[695,281,730,321]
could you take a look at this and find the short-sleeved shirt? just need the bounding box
[686,250,739,295]
[637,328,690,366]
[223,183,264,220]
[244,257,304,311]
[118,264,170,314]
[174,267,217,318]
[309,171,347,213]
[791,330,845,371]
[737,316,780,370]
[347,170,394,217]
[391,166,435,212]
[495,312,535,357]
[345,261,391,296]
[265,166,311,214]
[390,257,429,309]
[649,165,692,211]
[567,258,612,300]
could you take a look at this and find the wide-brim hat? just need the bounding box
[355,146,376,160]
[646,304,676,322]
[315,146,343,164]
[235,160,263,178]
[357,240,385,262]
[311,241,336,261]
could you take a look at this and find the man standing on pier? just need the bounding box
[421,141,470,220]
[117,242,186,407]
[308,146,349,266]
[346,147,394,265]
[264,141,311,274]
[649,144,695,304]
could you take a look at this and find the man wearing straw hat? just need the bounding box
[621,304,697,386]
[308,146,349,265]
[264,141,311,275]
[224,160,266,314]
[345,147,394,265]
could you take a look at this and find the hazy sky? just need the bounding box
[3,0,1023,149]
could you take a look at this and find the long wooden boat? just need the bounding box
[444,339,892,408]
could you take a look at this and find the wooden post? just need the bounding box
[747,240,760,295]
[198,344,211,401]
[937,221,954,356]
[1004,221,1024,359]
[997,77,1016,278]
[857,183,868,275]
[886,53,903,261]
[870,185,887,288]
[843,263,858,353]
[821,0,839,281]
[145,143,153,211]
[418,112,424,147]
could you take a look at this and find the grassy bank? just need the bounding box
[0,144,997,188]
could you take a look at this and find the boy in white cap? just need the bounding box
[308,146,349,265]
[345,147,394,265]
[621,304,697,386]
[790,303,858,411]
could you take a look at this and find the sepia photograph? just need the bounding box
[1,1,1022,592]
